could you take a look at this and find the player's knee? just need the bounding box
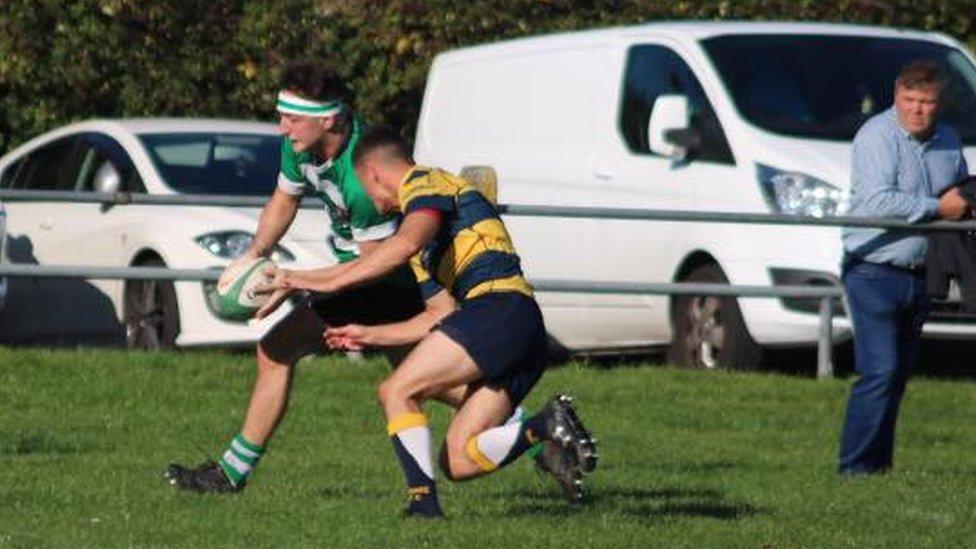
[439,434,480,481]
[256,340,293,372]
[439,446,474,482]
[376,377,402,409]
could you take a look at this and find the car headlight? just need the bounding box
[757,164,848,217]
[195,231,296,262]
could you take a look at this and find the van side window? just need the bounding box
[12,137,78,190]
[619,45,734,165]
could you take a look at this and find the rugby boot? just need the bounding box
[542,394,599,474]
[534,440,584,503]
[164,461,240,493]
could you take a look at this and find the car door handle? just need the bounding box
[39,220,54,231]
[594,167,615,180]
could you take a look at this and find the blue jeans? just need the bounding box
[839,261,929,475]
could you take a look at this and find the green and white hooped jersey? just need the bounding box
[277,117,398,263]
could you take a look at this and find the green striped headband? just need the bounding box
[276,91,343,117]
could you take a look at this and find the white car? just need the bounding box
[0,119,335,348]
[0,201,7,312]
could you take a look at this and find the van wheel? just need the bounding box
[667,263,762,371]
[124,258,180,350]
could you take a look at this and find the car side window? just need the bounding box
[73,133,145,193]
[0,158,23,188]
[619,45,734,165]
[12,136,78,190]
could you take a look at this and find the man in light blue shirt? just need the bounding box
[839,59,970,475]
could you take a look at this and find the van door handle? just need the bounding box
[594,167,615,180]
[40,220,54,231]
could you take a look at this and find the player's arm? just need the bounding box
[324,289,457,350]
[252,229,390,320]
[247,188,301,258]
[307,239,383,280]
[274,211,439,293]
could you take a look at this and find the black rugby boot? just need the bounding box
[164,461,240,493]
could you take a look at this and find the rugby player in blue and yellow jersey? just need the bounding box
[255,128,599,518]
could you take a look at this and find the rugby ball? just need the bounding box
[213,257,275,321]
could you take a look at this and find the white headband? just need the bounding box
[276,90,343,117]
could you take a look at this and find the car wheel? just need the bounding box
[124,258,180,350]
[667,263,762,371]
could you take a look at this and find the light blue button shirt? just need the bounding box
[842,107,968,268]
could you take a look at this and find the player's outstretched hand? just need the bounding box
[253,264,295,319]
[217,253,257,292]
[324,324,373,351]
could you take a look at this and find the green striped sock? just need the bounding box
[218,434,265,487]
[512,406,544,459]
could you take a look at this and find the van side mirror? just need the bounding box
[92,160,121,194]
[460,165,498,205]
[647,94,691,160]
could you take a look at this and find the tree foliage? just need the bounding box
[2,0,975,154]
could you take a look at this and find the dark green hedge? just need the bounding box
[2,0,975,154]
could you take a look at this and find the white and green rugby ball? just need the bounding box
[214,257,275,321]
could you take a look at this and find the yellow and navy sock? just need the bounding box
[218,433,264,487]
[467,411,549,473]
[388,412,443,517]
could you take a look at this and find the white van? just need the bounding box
[414,22,976,369]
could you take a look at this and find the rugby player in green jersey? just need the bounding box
[165,60,430,492]
[255,128,599,517]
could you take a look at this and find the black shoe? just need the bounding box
[542,394,599,474]
[534,440,584,503]
[402,489,445,519]
[164,461,241,493]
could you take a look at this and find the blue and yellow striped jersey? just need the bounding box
[398,166,533,302]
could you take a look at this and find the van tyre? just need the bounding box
[668,263,762,371]
[125,257,180,350]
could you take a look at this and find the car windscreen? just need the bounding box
[701,34,976,144]
[138,132,281,195]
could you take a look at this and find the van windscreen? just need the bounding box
[701,34,976,144]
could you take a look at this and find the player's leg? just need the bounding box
[439,383,517,480]
[382,343,469,409]
[165,303,325,492]
[434,291,597,501]
[378,330,484,517]
[441,388,596,491]
[244,304,327,443]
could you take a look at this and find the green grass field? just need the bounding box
[1,348,974,548]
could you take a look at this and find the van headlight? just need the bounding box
[757,164,847,217]
[195,231,295,262]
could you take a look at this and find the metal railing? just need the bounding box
[3,188,972,378]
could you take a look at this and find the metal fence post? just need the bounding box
[817,295,834,378]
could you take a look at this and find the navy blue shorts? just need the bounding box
[435,292,548,406]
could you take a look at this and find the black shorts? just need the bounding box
[435,292,548,406]
[305,281,425,327]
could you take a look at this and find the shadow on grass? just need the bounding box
[316,486,392,499]
[654,460,742,474]
[0,430,90,456]
[502,484,762,521]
